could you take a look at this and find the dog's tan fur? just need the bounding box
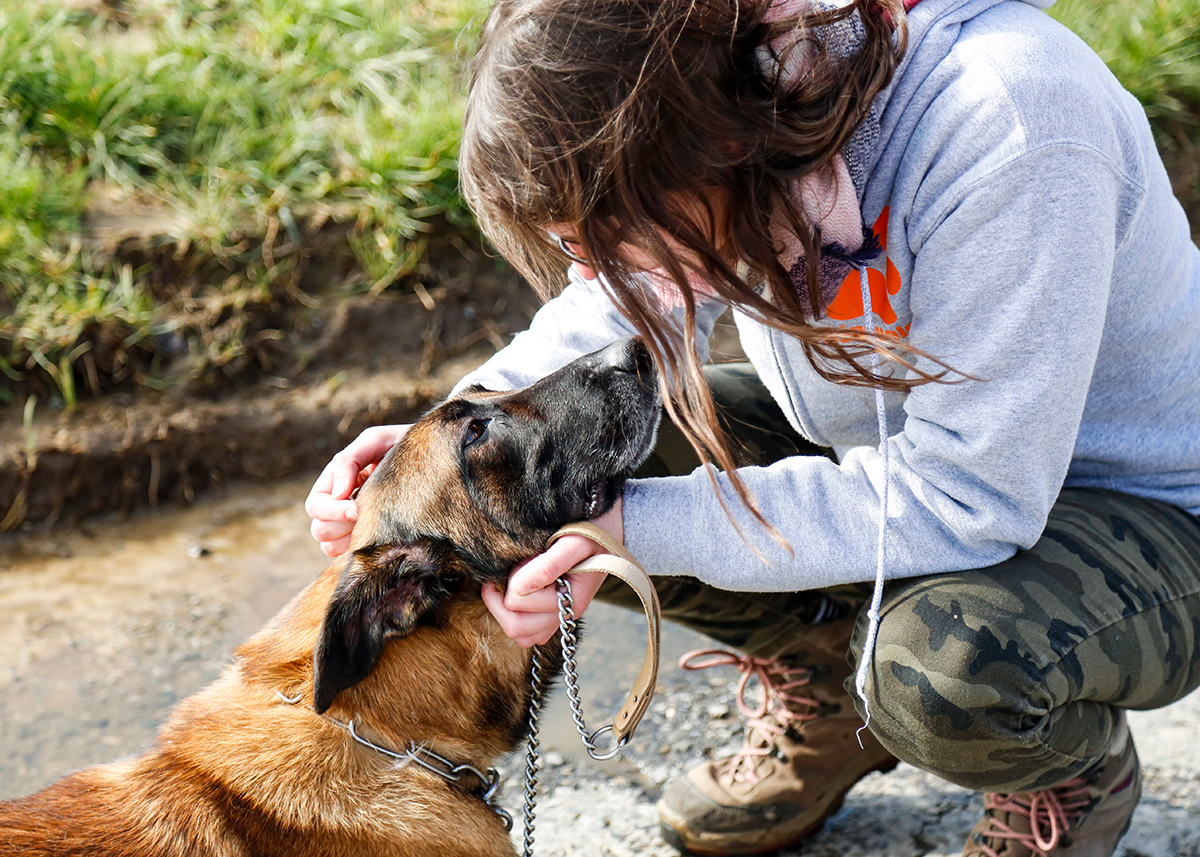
[0,338,659,857]
[0,550,536,856]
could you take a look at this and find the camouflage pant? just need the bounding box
[595,363,1200,792]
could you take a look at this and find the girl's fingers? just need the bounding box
[558,569,609,617]
[507,534,602,598]
[310,516,355,544]
[486,496,626,644]
[305,425,411,549]
[318,535,352,558]
[325,425,409,499]
[482,583,560,647]
[485,548,614,647]
[308,501,358,534]
[305,460,364,521]
[483,568,609,647]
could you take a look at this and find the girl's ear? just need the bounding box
[311,540,454,713]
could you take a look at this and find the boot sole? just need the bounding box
[658,756,900,856]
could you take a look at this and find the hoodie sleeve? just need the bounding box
[621,142,1134,591]
[452,266,727,395]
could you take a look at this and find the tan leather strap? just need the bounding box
[545,522,661,743]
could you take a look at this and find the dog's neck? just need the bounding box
[273,687,514,828]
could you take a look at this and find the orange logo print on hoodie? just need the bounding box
[825,207,910,338]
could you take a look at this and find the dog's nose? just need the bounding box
[597,337,652,377]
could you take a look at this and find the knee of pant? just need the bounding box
[849,596,1041,755]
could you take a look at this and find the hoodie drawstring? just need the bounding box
[853,262,891,742]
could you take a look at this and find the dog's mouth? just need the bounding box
[577,403,659,521]
[577,391,660,522]
[581,477,617,520]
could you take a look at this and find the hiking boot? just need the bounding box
[963,710,1141,857]
[657,614,898,855]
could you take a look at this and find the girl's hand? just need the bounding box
[305,425,410,557]
[482,498,624,647]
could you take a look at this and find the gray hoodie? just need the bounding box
[455,0,1200,593]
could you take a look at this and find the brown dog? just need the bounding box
[0,337,660,857]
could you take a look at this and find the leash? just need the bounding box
[519,522,662,857]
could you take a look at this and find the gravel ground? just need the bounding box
[504,601,1200,857]
[2,478,1199,856]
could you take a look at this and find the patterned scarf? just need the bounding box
[760,0,922,310]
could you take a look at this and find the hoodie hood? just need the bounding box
[844,0,1057,206]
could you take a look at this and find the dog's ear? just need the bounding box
[312,540,454,714]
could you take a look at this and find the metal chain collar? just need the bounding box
[273,693,513,829]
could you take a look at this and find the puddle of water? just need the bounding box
[0,475,705,799]
[0,476,329,797]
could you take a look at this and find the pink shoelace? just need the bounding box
[975,778,1095,856]
[679,649,821,784]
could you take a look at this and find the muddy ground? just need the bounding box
[2,474,1200,857]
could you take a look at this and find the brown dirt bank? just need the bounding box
[3,183,1194,534]
[0,269,540,530]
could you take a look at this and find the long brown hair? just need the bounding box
[460,0,930,540]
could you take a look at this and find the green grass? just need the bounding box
[0,0,488,407]
[0,0,1197,410]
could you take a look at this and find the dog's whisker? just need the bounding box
[472,631,498,667]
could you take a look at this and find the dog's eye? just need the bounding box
[463,418,490,448]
